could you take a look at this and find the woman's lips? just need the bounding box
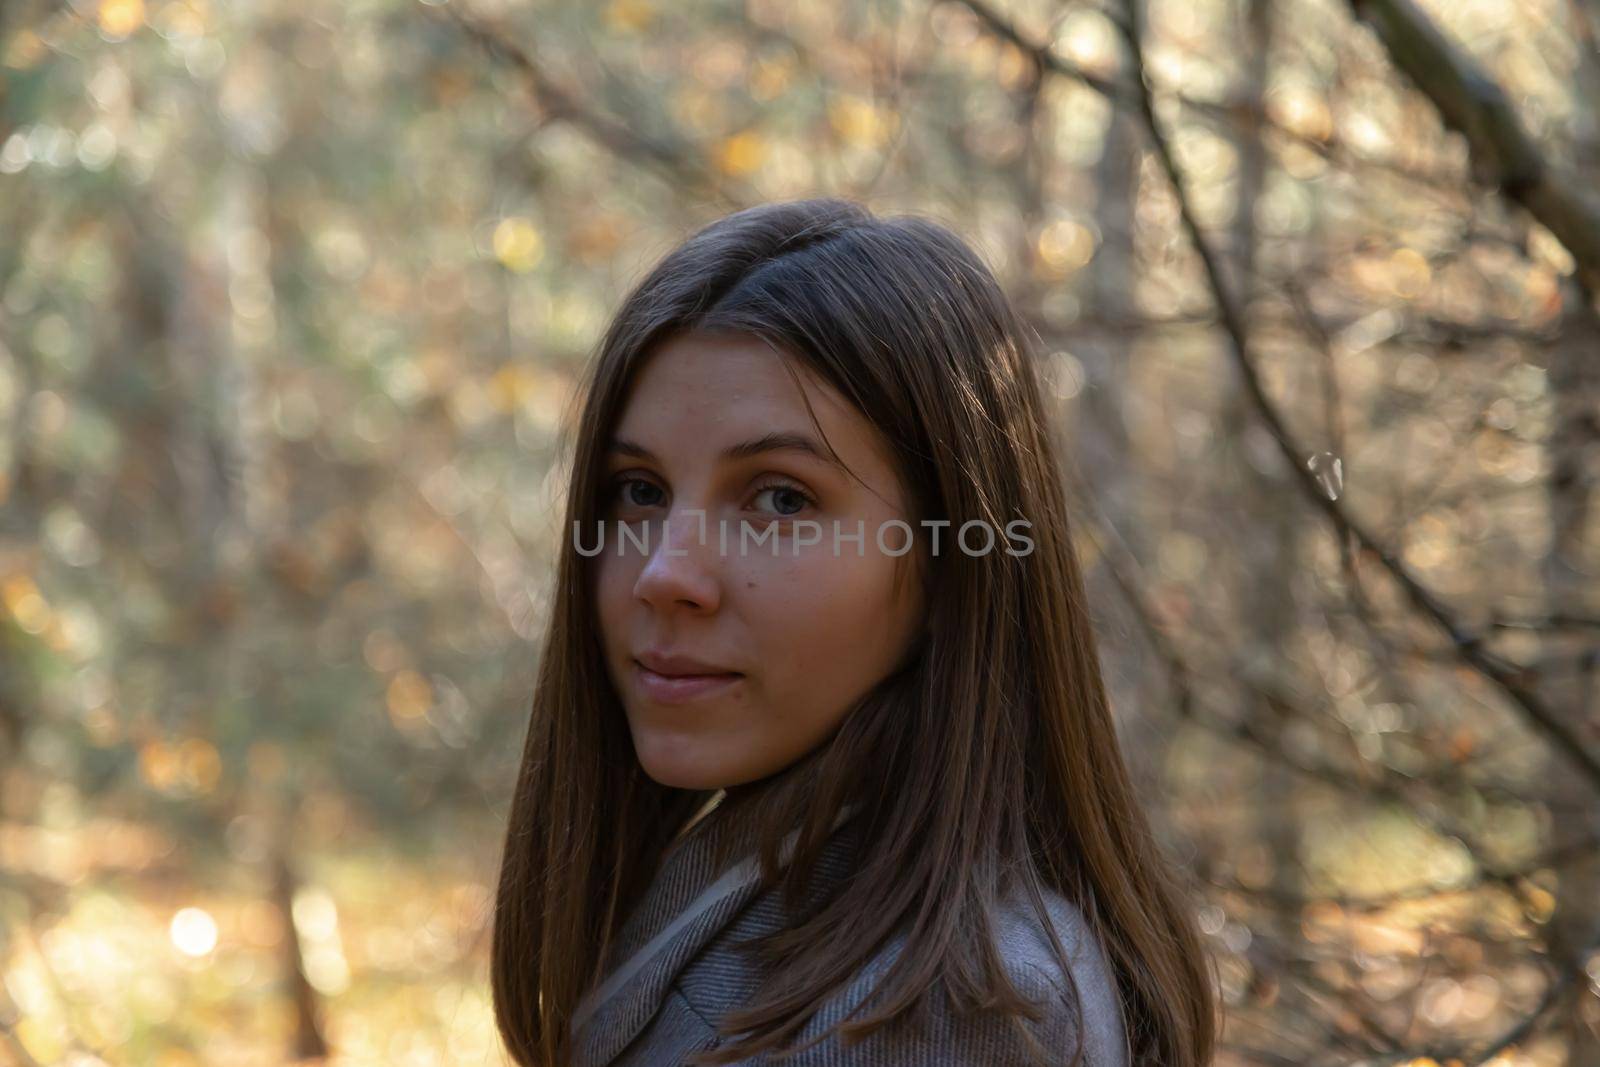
[634,662,744,704]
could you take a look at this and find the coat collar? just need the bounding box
[570,798,864,1067]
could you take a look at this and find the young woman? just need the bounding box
[491,198,1216,1066]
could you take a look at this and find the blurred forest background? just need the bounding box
[2,0,1599,1063]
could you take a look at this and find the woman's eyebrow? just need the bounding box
[609,431,846,472]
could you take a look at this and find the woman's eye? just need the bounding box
[751,482,815,517]
[614,477,666,509]
[607,475,812,517]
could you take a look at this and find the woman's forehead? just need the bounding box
[613,333,881,470]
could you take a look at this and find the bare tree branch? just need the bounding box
[428,2,735,206]
[1103,0,1600,794]
[1347,0,1600,288]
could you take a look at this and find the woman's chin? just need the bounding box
[633,735,790,792]
[631,734,731,791]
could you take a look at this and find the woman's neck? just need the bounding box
[667,788,727,851]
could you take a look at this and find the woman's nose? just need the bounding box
[632,508,723,613]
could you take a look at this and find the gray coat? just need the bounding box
[569,801,1130,1066]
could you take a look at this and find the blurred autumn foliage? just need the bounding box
[1,0,1599,1064]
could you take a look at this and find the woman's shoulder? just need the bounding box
[726,886,1129,1066]
[993,887,1118,996]
[991,885,1129,1066]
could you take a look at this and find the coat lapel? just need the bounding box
[570,799,863,1067]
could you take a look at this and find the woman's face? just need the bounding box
[594,330,925,791]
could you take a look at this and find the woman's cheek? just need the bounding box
[762,543,873,641]
[594,555,639,645]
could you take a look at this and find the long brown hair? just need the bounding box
[490,197,1216,1067]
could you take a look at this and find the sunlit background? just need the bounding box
[2,0,1598,1063]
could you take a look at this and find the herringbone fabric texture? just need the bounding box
[569,803,1129,1067]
